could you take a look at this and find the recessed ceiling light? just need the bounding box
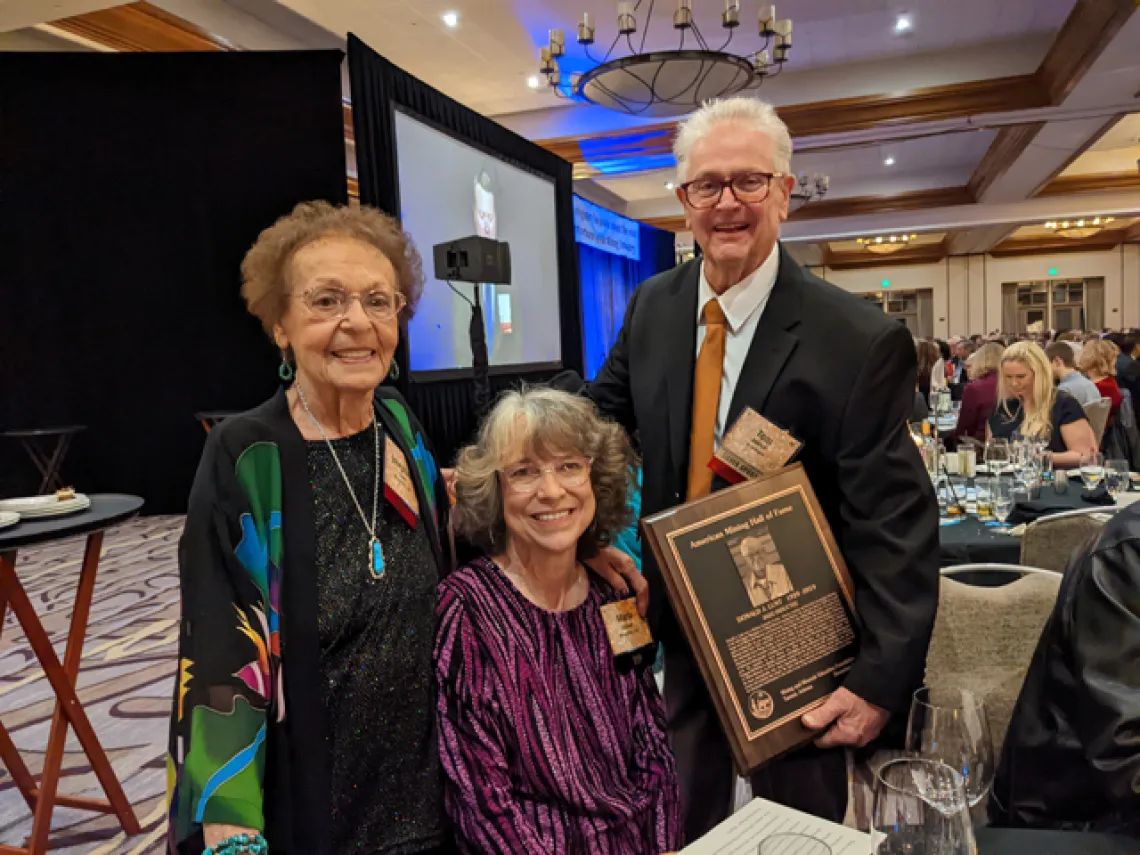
[883,155,896,166]
[441,11,459,28]
[665,181,676,190]
[894,14,911,33]
[527,74,541,89]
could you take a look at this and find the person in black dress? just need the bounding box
[987,341,1098,469]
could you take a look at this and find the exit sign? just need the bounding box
[881,279,891,288]
[1048,267,1058,276]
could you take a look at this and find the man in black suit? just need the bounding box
[585,97,940,839]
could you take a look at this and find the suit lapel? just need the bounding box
[724,245,803,430]
[663,261,701,492]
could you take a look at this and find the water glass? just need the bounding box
[1106,459,1129,499]
[974,480,993,520]
[905,687,995,809]
[984,439,1010,477]
[948,476,968,516]
[872,758,976,855]
[991,478,1013,530]
[759,833,831,855]
[1079,451,1106,491]
[936,476,949,517]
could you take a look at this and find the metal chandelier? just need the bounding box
[538,1,796,117]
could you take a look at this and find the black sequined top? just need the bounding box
[307,424,444,854]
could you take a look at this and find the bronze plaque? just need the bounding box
[640,463,858,776]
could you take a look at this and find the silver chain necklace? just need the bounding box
[295,384,384,579]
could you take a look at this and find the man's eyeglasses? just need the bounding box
[295,287,406,322]
[501,457,592,494]
[678,172,784,209]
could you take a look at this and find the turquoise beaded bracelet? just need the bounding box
[204,832,267,855]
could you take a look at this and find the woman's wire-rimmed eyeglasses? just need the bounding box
[295,286,406,321]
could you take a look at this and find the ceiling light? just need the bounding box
[536,5,798,116]
[883,156,896,166]
[1046,217,1113,240]
[665,181,676,190]
[441,11,459,28]
[894,14,912,33]
[527,74,542,89]
[858,233,912,254]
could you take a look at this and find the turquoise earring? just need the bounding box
[278,353,294,382]
[388,361,400,381]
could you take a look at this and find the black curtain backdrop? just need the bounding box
[0,51,347,512]
[347,35,582,466]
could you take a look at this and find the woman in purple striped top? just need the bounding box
[438,387,682,855]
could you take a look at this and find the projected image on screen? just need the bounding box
[394,108,562,375]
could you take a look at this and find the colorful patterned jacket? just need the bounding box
[167,386,447,854]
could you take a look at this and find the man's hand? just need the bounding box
[801,687,889,748]
[583,546,649,617]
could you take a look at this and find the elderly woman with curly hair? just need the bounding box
[438,387,681,855]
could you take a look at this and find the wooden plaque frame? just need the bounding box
[641,464,858,775]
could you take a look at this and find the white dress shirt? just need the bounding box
[695,242,781,446]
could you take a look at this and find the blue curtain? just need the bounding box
[580,223,676,379]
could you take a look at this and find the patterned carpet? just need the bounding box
[0,515,184,853]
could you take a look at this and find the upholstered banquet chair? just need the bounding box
[1083,396,1112,447]
[1019,509,1111,574]
[847,565,1061,829]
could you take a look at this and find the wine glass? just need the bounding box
[759,833,831,855]
[872,758,976,855]
[1105,459,1128,499]
[990,478,1013,530]
[984,439,1010,477]
[1079,451,1105,491]
[905,687,995,810]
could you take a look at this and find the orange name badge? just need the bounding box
[383,435,420,528]
[710,407,802,484]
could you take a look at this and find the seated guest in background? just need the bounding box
[991,502,1140,836]
[950,342,1002,445]
[988,342,1098,468]
[168,202,454,855]
[1057,329,1085,365]
[1046,341,1101,407]
[916,339,941,406]
[1106,332,1140,407]
[439,387,681,855]
[910,385,930,425]
[1078,339,1123,424]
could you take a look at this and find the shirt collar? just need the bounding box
[697,241,781,333]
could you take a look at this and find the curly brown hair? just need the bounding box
[1078,338,1119,378]
[452,386,638,558]
[240,201,424,336]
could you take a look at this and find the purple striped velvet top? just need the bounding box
[435,556,682,855]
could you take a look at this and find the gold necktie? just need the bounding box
[687,298,727,500]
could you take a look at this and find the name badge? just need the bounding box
[600,598,657,673]
[710,407,802,484]
[384,435,420,528]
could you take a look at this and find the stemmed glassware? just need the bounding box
[905,687,995,810]
[872,758,976,855]
[1079,451,1106,492]
[1106,459,1129,499]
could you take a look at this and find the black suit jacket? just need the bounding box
[587,245,940,713]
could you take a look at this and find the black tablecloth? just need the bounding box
[977,827,1138,855]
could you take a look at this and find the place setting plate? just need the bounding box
[0,494,91,519]
[0,511,20,530]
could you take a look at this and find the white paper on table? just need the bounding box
[681,797,871,855]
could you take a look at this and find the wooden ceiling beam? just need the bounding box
[988,232,1125,257]
[1037,0,1137,104]
[1123,222,1140,244]
[1036,171,1140,197]
[823,239,949,271]
[52,1,237,52]
[787,186,973,222]
[966,122,1047,202]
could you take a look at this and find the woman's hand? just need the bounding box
[203,824,259,850]
[584,546,649,617]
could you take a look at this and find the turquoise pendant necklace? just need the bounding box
[296,384,384,580]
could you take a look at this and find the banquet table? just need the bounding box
[0,426,86,494]
[976,827,1137,855]
[937,476,1136,567]
[0,495,143,854]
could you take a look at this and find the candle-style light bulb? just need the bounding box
[617,1,637,34]
[759,5,776,35]
[549,28,565,57]
[577,12,595,44]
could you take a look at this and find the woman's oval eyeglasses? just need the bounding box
[295,287,406,322]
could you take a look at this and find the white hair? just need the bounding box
[673,97,793,182]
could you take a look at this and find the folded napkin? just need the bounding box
[1079,484,1114,505]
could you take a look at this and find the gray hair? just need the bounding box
[451,386,637,556]
[673,97,793,182]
